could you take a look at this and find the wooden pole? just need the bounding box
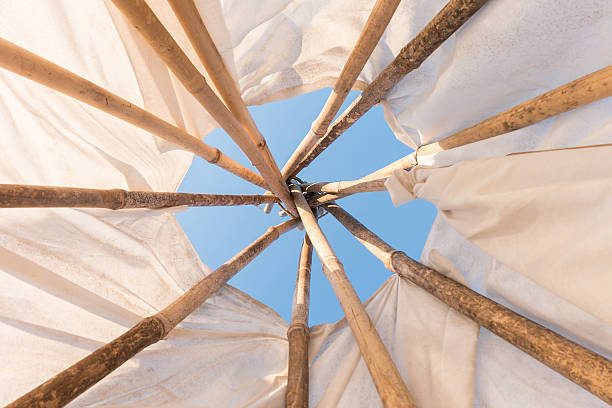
[304,153,418,207]
[417,64,612,156]
[0,184,278,209]
[307,150,419,207]
[167,0,284,188]
[286,235,313,408]
[289,0,490,177]
[110,0,297,216]
[302,178,387,195]
[290,184,415,408]
[324,203,612,406]
[302,177,388,207]
[281,0,401,179]
[0,38,265,189]
[156,218,300,329]
[6,218,300,408]
[362,155,415,180]
[308,192,351,208]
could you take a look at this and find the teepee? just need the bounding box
[0,0,611,407]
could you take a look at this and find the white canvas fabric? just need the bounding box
[0,0,455,406]
[381,0,612,160]
[0,208,291,407]
[384,146,612,408]
[380,2,612,406]
[387,145,612,326]
[309,261,478,408]
[422,217,612,408]
[0,1,289,406]
[1,0,611,407]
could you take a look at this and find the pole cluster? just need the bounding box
[2,0,612,407]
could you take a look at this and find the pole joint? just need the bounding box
[111,188,128,210]
[208,148,222,164]
[287,322,310,337]
[150,313,173,338]
[386,250,404,272]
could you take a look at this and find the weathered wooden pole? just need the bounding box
[303,157,417,207]
[416,64,612,156]
[290,184,415,408]
[290,0,490,177]
[356,65,612,173]
[110,0,297,216]
[302,178,386,195]
[303,177,387,207]
[167,0,284,189]
[0,38,265,189]
[308,192,351,208]
[6,218,300,408]
[324,203,612,406]
[282,0,401,179]
[362,155,416,181]
[286,235,313,408]
[0,184,278,209]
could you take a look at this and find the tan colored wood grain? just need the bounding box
[302,178,387,195]
[168,0,287,209]
[303,177,388,207]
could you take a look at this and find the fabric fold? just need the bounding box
[389,146,612,326]
[309,272,478,408]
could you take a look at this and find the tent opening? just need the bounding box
[175,87,437,324]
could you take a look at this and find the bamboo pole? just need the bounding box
[304,153,417,207]
[110,0,297,216]
[282,0,401,179]
[6,218,300,408]
[363,155,415,180]
[353,143,612,193]
[309,192,351,208]
[290,184,415,408]
[417,64,612,156]
[310,156,418,206]
[308,150,418,206]
[0,184,278,209]
[0,38,265,189]
[302,178,387,195]
[167,0,284,187]
[286,235,313,408]
[324,203,612,406]
[290,0,489,177]
[302,176,389,207]
[302,151,418,207]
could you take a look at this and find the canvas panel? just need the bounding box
[1,0,432,405]
[3,0,611,407]
[0,1,289,406]
[387,145,612,326]
[309,269,478,408]
[379,2,612,406]
[380,0,612,157]
[422,216,612,408]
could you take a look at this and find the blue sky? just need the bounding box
[176,89,437,325]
